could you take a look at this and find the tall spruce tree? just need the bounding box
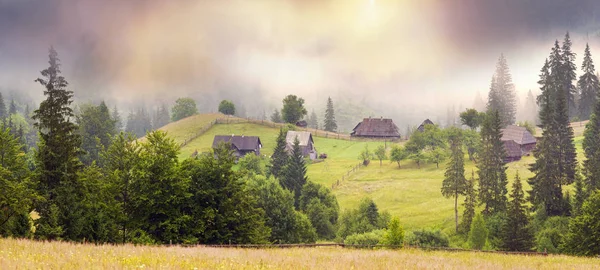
[477,110,508,215]
[270,128,288,179]
[460,170,477,234]
[561,32,578,118]
[0,93,6,120]
[523,90,538,124]
[487,54,517,127]
[77,101,117,166]
[8,99,16,116]
[308,109,318,129]
[281,137,308,209]
[324,97,337,132]
[583,78,600,191]
[112,105,123,131]
[441,127,467,233]
[153,104,170,129]
[529,58,565,216]
[500,172,534,251]
[578,44,600,120]
[32,47,84,240]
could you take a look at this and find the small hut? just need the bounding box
[417,119,435,132]
[212,135,262,158]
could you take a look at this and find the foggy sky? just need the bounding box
[1,0,600,128]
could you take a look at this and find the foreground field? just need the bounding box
[1,239,598,269]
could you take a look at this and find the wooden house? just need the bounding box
[286,131,318,160]
[350,117,400,139]
[212,135,262,158]
[417,119,435,132]
[501,125,537,162]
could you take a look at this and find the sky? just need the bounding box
[1,0,600,127]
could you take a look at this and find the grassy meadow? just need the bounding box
[2,238,599,269]
[169,116,585,235]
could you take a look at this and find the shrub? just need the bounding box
[469,213,487,250]
[381,217,404,247]
[344,230,385,246]
[405,229,449,247]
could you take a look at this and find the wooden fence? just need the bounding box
[182,243,549,256]
[331,163,363,190]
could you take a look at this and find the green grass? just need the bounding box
[166,116,586,235]
[2,238,599,269]
[155,113,224,145]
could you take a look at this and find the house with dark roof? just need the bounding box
[286,131,318,160]
[417,119,435,132]
[212,135,262,158]
[350,117,400,139]
[500,125,537,162]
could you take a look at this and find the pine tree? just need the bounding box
[460,170,477,234]
[9,99,17,115]
[523,90,538,124]
[32,47,84,240]
[561,32,578,118]
[153,104,170,128]
[308,110,318,129]
[281,137,308,209]
[583,84,600,191]
[112,106,123,131]
[487,54,517,127]
[441,127,467,233]
[573,169,587,216]
[477,110,508,215]
[324,97,337,132]
[578,44,600,120]
[270,109,282,123]
[529,55,567,216]
[270,128,288,179]
[500,172,534,251]
[0,92,6,120]
[468,213,488,250]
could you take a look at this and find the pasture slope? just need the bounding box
[164,114,584,233]
[2,238,599,269]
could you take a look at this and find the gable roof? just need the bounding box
[212,135,262,151]
[351,118,400,137]
[286,131,313,146]
[417,119,434,132]
[501,125,536,145]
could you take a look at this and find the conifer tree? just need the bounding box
[460,170,477,234]
[153,103,170,129]
[270,109,282,123]
[578,43,600,120]
[441,127,467,233]
[561,32,578,118]
[523,90,538,124]
[500,172,534,251]
[529,38,576,216]
[8,99,16,115]
[0,93,6,120]
[583,86,600,191]
[468,213,487,250]
[477,110,508,215]
[270,128,288,179]
[112,105,123,131]
[573,169,587,216]
[281,137,307,209]
[308,109,318,129]
[487,54,517,127]
[324,97,337,132]
[32,47,84,240]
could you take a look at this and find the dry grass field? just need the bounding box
[1,238,599,269]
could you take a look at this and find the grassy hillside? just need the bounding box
[168,116,584,234]
[2,238,598,269]
[155,113,224,145]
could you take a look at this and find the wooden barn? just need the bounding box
[351,117,400,139]
[286,131,318,160]
[501,125,537,162]
[417,119,435,132]
[212,135,262,158]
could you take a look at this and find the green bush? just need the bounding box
[344,229,385,246]
[405,229,449,247]
[469,213,488,250]
[381,217,404,247]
